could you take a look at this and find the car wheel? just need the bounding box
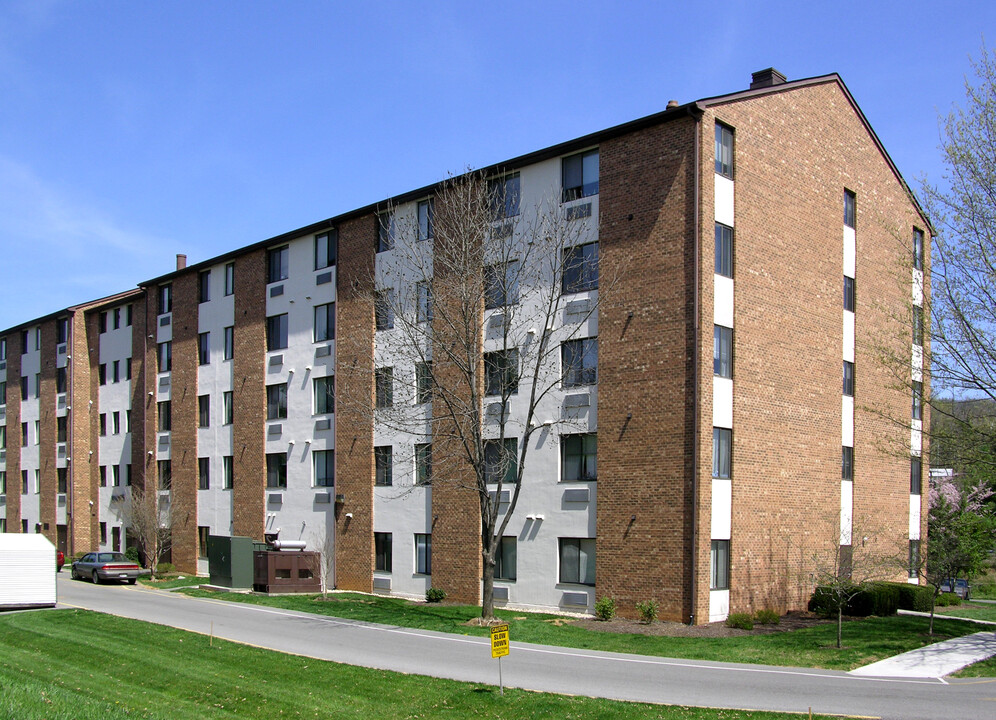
[92,570,100,584]
[128,578,137,585]
[71,567,78,580]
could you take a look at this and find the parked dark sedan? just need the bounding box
[71,552,140,584]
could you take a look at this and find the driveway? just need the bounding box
[55,576,996,720]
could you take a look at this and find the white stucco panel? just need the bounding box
[709,589,730,623]
[841,396,854,447]
[713,275,734,328]
[912,268,923,306]
[843,311,854,363]
[710,478,732,539]
[843,227,856,279]
[714,175,734,227]
[909,495,921,540]
[712,376,733,429]
[840,480,853,545]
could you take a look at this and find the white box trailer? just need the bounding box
[0,534,58,609]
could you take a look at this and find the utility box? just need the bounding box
[253,550,321,593]
[207,535,258,589]
[0,534,58,609]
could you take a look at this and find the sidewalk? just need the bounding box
[850,630,996,677]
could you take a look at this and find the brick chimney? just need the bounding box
[176,254,187,270]
[750,68,787,89]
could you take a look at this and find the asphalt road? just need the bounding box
[55,575,995,719]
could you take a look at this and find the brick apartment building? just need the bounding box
[0,69,929,623]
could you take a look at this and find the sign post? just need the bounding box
[490,623,510,696]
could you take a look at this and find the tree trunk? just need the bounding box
[482,557,495,620]
[837,605,843,649]
[929,594,936,636]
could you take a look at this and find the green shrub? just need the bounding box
[850,582,900,617]
[891,582,935,612]
[754,608,780,625]
[635,599,658,624]
[124,547,140,564]
[155,562,175,575]
[725,612,754,630]
[594,596,616,621]
[935,592,962,607]
[425,587,446,603]
[808,585,852,617]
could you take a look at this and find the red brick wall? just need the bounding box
[597,115,699,621]
[169,274,200,572]
[39,320,57,542]
[232,250,267,540]
[334,215,376,592]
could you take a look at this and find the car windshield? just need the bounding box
[97,553,129,563]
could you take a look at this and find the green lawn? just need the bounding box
[953,655,996,678]
[179,589,985,672]
[934,602,996,623]
[138,574,205,590]
[0,610,840,720]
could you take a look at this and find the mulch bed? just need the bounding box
[572,611,832,637]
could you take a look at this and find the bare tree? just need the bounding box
[122,486,190,578]
[309,523,336,600]
[341,169,602,619]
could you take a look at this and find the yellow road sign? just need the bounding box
[490,623,510,658]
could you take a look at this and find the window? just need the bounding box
[377,212,395,252]
[224,326,234,360]
[126,410,131,432]
[314,376,335,414]
[98,311,107,334]
[314,303,335,341]
[562,242,599,293]
[912,381,923,420]
[484,261,519,308]
[111,465,120,487]
[559,538,595,585]
[495,537,517,581]
[562,338,597,387]
[314,450,334,487]
[223,391,233,425]
[198,270,211,303]
[712,428,731,479]
[484,438,517,485]
[158,401,171,432]
[19,330,27,353]
[112,411,120,435]
[199,526,210,559]
[375,290,394,331]
[99,413,107,437]
[0,337,5,361]
[267,245,289,283]
[57,317,69,342]
[375,446,393,487]
[22,470,28,494]
[99,363,107,386]
[20,376,28,401]
[562,149,599,201]
[0,380,5,404]
[417,199,434,241]
[415,443,432,485]
[485,349,519,396]
[415,533,432,574]
[843,361,854,397]
[375,533,392,572]
[57,467,67,493]
[157,341,172,372]
[561,433,597,482]
[34,373,40,398]
[198,332,210,365]
[266,314,288,351]
[415,362,433,405]
[267,383,288,420]
[0,471,4,494]
[844,276,855,312]
[913,229,924,271]
[315,230,337,270]
[112,360,120,383]
[126,304,133,326]
[20,423,27,445]
[198,395,210,427]
[126,358,132,380]
[54,415,66,443]
[124,463,131,486]
[912,305,923,346]
[711,539,730,590]
[715,123,734,178]
[488,173,520,220]
[158,460,171,490]
[909,539,921,578]
[0,427,5,450]
[224,262,235,295]
[158,284,172,315]
[416,282,432,323]
[375,367,393,408]
[198,458,210,490]
[715,223,733,278]
[842,446,854,481]
[714,325,732,378]
[266,453,287,488]
[100,522,107,545]
[223,456,233,489]
[910,456,922,495]
[844,190,856,229]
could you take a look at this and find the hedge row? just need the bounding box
[808,581,935,617]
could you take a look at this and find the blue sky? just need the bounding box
[0,1,991,330]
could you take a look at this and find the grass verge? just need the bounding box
[953,655,996,678]
[138,575,206,590]
[178,589,984,671]
[0,609,839,720]
[933,603,996,623]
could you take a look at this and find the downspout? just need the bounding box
[689,106,702,625]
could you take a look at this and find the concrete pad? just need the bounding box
[850,631,996,678]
